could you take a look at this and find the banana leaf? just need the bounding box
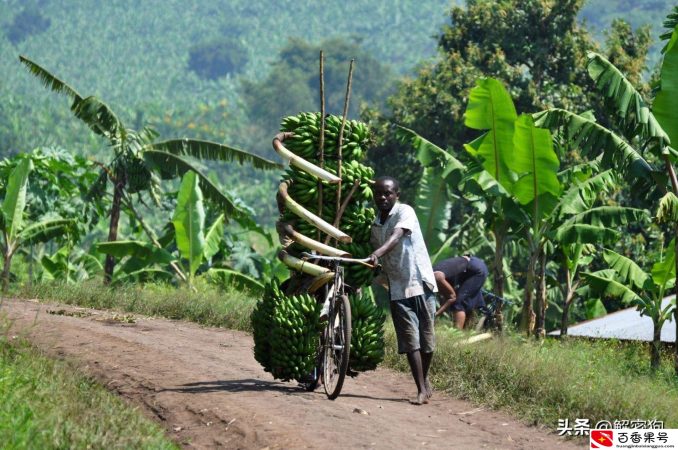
[94,240,174,264]
[534,108,657,189]
[148,139,281,171]
[651,238,676,290]
[143,150,247,220]
[204,268,264,295]
[602,249,650,291]
[20,219,73,245]
[511,114,560,208]
[464,78,517,190]
[204,214,225,261]
[397,125,465,251]
[2,158,33,243]
[582,271,642,305]
[173,171,206,277]
[654,27,678,148]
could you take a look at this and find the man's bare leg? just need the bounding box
[406,350,428,405]
[454,310,466,329]
[422,351,433,398]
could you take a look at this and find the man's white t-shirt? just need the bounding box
[370,202,437,301]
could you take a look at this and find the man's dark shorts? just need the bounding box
[389,286,436,354]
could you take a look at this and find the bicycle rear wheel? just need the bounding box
[323,292,351,400]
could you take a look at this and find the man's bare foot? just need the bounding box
[410,392,429,405]
[425,379,433,399]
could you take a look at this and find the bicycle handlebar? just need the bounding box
[481,289,514,305]
[300,252,377,269]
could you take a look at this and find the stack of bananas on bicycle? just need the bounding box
[250,112,386,382]
[276,111,376,288]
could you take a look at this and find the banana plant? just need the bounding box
[172,171,224,283]
[396,125,465,256]
[20,56,281,284]
[462,78,561,334]
[41,245,103,283]
[534,23,678,367]
[548,165,649,335]
[96,171,254,289]
[0,158,73,291]
[583,246,675,370]
[464,78,519,302]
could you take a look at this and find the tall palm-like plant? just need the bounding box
[584,246,675,370]
[0,159,72,291]
[547,165,649,335]
[20,56,281,283]
[534,24,678,366]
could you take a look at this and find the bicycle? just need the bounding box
[472,289,514,332]
[298,252,375,400]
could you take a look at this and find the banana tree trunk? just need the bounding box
[560,267,575,337]
[520,240,537,335]
[534,248,547,339]
[492,221,506,331]
[103,177,125,285]
[2,251,12,293]
[651,320,662,371]
[665,163,678,375]
[674,225,678,375]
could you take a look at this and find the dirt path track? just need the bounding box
[3,299,583,449]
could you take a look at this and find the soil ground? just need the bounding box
[3,299,585,449]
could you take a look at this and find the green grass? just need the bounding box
[17,279,255,332]
[0,328,177,449]
[16,280,678,433]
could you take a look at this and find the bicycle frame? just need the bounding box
[299,252,374,399]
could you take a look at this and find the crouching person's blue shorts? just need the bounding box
[389,285,436,354]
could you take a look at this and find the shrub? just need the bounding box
[6,9,51,45]
[188,37,248,80]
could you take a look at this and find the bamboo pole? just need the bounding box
[335,59,355,224]
[323,179,360,245]
[318,51,326,241]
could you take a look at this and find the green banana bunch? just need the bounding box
[348,292,386,372]
[252,280,323,382]
[251,280,284,373]
[338,242,374,287]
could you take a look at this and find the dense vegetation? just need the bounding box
[2,0,678,444]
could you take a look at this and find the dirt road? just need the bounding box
[3,299,583,449]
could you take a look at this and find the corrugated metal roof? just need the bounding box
[548,297,676,343]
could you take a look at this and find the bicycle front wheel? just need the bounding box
[323,293,351,400]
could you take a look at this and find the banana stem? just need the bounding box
[278,249,332,277]
[280,223,350,257]
[273,135,340,184]
[278,181,352,243]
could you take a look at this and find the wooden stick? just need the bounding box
[324,180,360,245]
[318,50,326,241]
[334,59,355,242]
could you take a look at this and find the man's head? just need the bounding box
[373,176,400,214]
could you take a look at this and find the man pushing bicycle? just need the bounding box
[368,176,437,406]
